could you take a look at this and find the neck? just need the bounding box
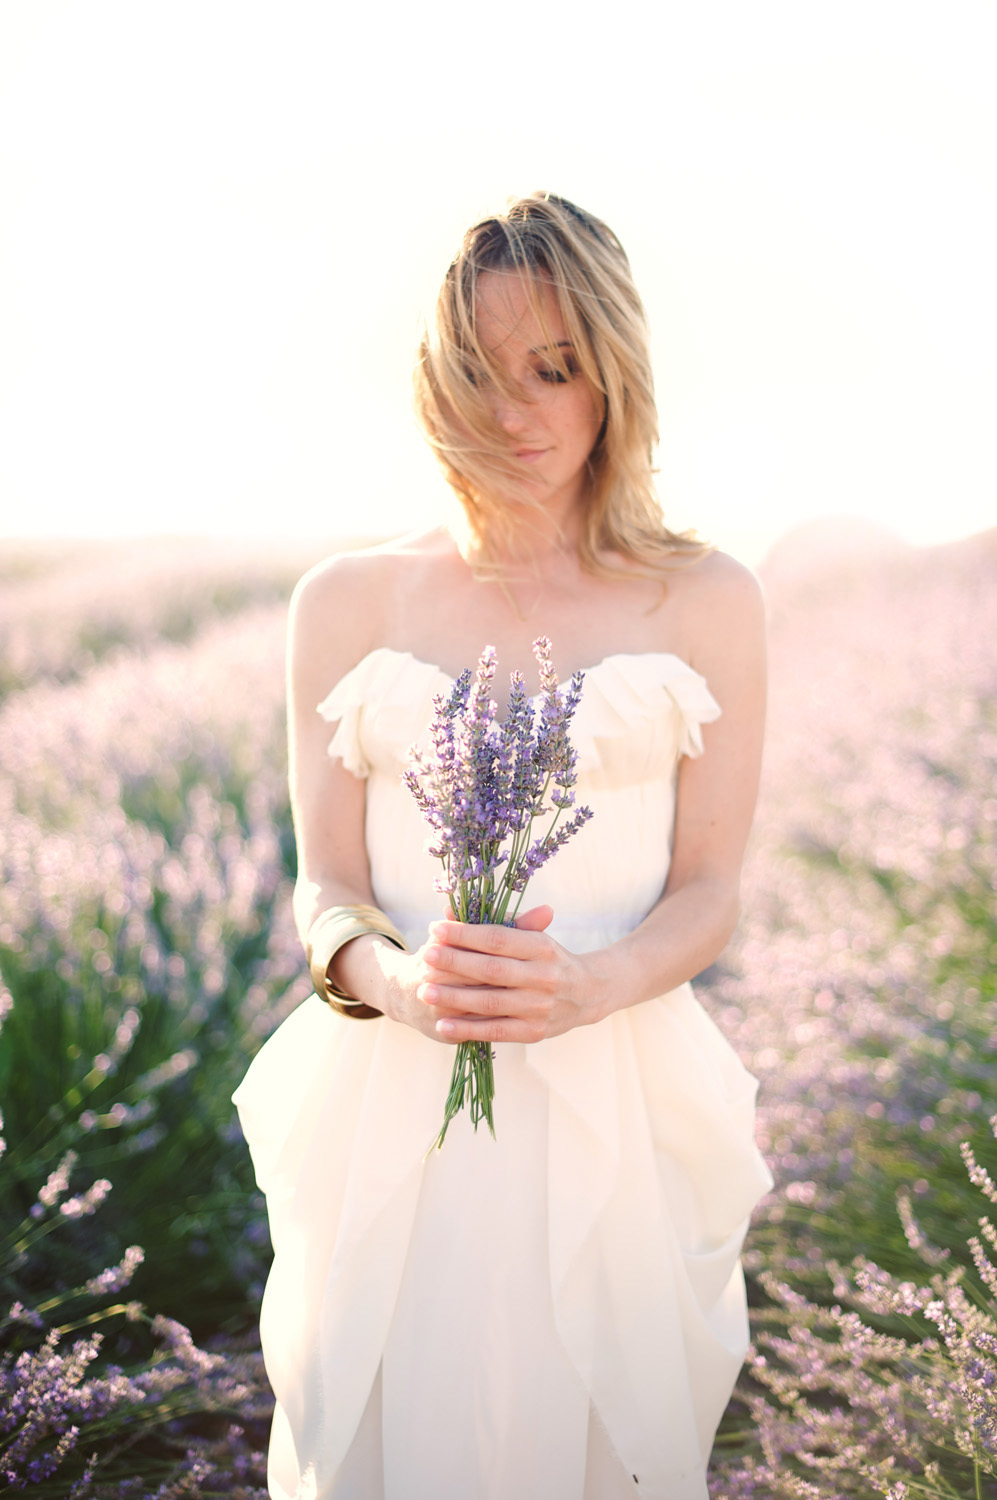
[455,494,587,577]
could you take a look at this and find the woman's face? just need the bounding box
[472,270,603,518]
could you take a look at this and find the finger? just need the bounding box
[435,1013,546,1045]
[426,919,543,957]
[419,982,510,1015]
[422,942,524,990]
[413,980,481,1019]
[419,955,524,1008]
[416,978,536,1014]
[513,904,554,933]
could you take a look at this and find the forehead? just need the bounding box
[473,270,567,353]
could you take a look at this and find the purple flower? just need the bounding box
[406,639,593,1148]
[59,1178,111,1219]
[83,1245,145,1297]
[36,1150,77,1210]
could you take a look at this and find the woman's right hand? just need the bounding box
[335,907,555,1042]
[327,926,464,1041]
[367,935,458,1041]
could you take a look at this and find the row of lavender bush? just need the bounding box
[705,535,997,1496]
[0,569,309,1491]
[1,531,995,1493]
[0,538,319,697]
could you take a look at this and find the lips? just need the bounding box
[513,447,548,462]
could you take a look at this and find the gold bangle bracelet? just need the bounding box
[304,904,407,1020]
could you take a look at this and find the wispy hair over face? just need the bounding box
[414,191,709,575]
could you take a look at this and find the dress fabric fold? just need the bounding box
[234,648,773,1500]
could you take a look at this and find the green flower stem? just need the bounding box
[52,1301,141,1336]
[433,1040,495,1152]
[431,796,567,1151]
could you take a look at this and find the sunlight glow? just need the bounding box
[1,0,994,565]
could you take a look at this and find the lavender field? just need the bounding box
[1,529,995,1496]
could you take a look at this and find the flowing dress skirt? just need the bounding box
[234,979,772,1500]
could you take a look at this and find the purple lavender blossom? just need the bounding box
[512,806,595,893]
[710,1115,997,1497]
[36,1150,77,1210]
[59,1178,112,1219]
[6,1302,44,1330]
[83,1245,145,1297]
[406,639,593,1148]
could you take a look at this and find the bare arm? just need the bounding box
[288,555,379,939]
[419,558,767,1040]
[287,551,510,1039]
[582,555,766,1006]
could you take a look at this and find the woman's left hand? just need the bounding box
[416,905,607,1043]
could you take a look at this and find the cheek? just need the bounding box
[573,388,603,451]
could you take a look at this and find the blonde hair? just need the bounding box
[414,192,709,576]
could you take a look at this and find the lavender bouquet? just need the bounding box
[405,637,593,1150]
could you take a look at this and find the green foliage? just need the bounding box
[2,536,994,1492]
[0,592,306,1341]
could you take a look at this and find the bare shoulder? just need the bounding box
[289,527,453,663]
[677,547,763,614]
[670,550,766,675]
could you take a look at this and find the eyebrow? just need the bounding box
[529,340,574,356]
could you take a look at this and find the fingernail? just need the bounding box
[436,1019,455,1035]
[424,945,440,963]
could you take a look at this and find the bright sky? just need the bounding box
[1,0,994,565]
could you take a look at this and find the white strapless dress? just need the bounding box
[234,649,772,1500]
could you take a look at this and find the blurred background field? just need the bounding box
[1,524,996,1495]
[3,0,994,1489]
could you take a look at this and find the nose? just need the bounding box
[488,390,528,434]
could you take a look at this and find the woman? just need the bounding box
[235,192,772,1500]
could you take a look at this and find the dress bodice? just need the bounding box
[317,647,722,954]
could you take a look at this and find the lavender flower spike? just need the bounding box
[406,640,593,1149]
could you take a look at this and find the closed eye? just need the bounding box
[536,358,578,385]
